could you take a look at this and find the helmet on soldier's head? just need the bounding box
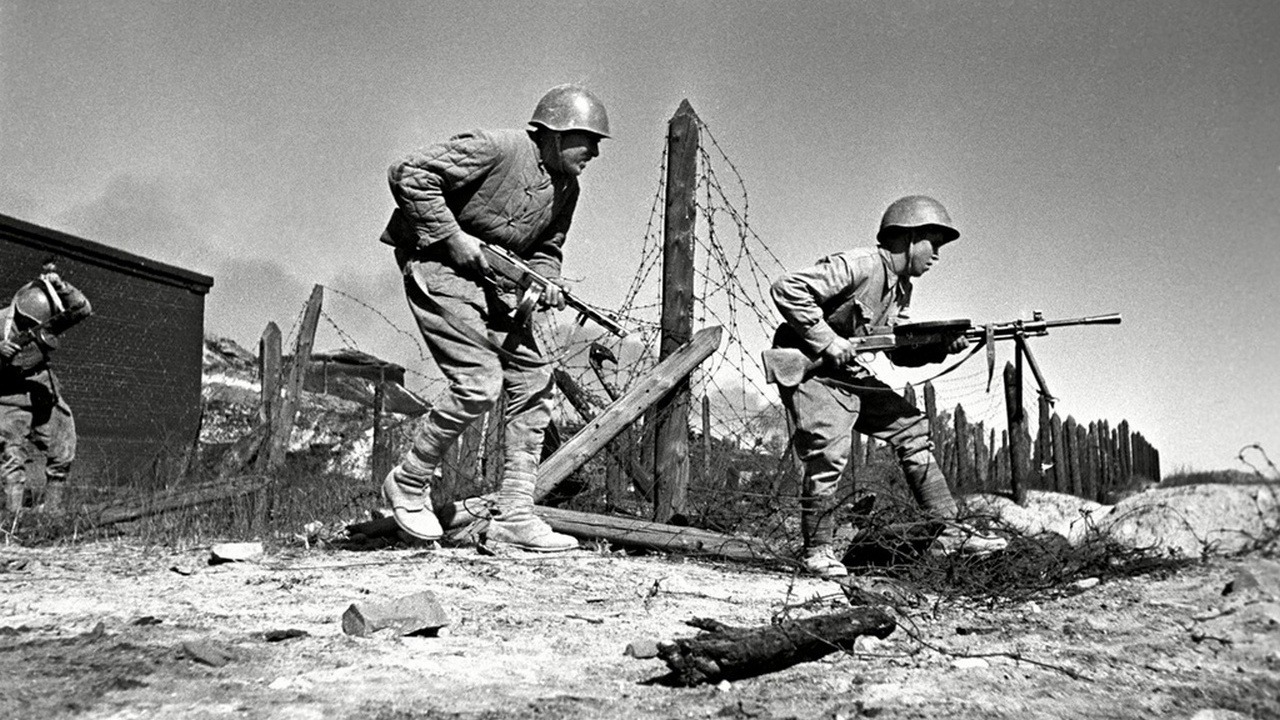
[11,278,63,331]
[529,84,611,138]
[877,195,960,244]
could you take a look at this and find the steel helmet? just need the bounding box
[877,195,960,244]
[10,277,63,331]
[529,84,611,138]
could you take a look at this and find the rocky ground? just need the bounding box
[1,337,1276,719]
[1,500,1278,720]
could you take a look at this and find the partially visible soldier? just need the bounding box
[766,196,1008,578]
[0,262,93,514]
[378,84,610,551]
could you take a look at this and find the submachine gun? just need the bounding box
[764,311,1122,401]
[480,243,628,340]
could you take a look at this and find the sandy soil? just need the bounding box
[2,529,1278,720]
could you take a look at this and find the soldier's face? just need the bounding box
[906,231,948,277]
[551,131,601,176]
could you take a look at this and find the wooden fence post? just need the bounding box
[953,404,972,493]
[1118,420,1133,489]
[1074,420,1091,501]
[259,285,322,473]
[702,394,712,486]
[1036,395,1052,490]
[1002,362,1029,504]
[1064,416,1081,498]
[371,375,392,489]
[259,323,282,428]
[974,421,990,492]
[924,382,940,455]
[653,99,699,524]
[1049,413,1066,493]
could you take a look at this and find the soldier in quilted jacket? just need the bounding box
[766,196,1007,578]
[378,85,610,552]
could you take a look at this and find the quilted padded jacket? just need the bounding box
[379,128,579,280]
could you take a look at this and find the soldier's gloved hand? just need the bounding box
[539,283,567,311]
[821,337,857,367]
[445,233,489,275]
[0,340,18,360]
[945,335,970,354]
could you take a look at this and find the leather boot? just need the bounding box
[382,463,443,541]
[488,470,577,552]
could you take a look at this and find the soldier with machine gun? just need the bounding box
[764,196,1007,578]
[0,261,92,515]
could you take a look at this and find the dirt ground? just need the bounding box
[2,527,1279,720]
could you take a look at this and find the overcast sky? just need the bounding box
[2,0,1277,473]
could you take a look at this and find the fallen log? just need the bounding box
[654,609,897,686]
[346,501,781,565]
[90,475,272,526]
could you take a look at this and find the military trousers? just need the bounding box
[0,384,77,491]
[780,368,957,547]
[396,248,553,493]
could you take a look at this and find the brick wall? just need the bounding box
[0,213,213,486]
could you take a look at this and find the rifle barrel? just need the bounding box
[1043,313,1122,328]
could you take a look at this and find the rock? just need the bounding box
[342,590,450,637]
[624,638,660,658]
[182,639,236,667]
[209,542,265,564]
[951,657,990,670]
[1074,577,1100,590]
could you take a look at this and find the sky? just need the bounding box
[1,0,1277,473]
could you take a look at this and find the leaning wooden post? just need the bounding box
[1002,362,1029,504]
[259,285,322,473]
[532,327,722,505]
[653,99,699,523]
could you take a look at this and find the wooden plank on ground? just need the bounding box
[347,497,776,565]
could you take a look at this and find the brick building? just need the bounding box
[0,213,213,489]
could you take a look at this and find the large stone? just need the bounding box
[209,542,265,564]
[342,590,450,637]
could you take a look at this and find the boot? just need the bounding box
[40,482,65,514]
[802,544,849,579]
[933,524,1008,556]
[487,471,577,552]
[4,482,22,513]
[381,464,443,541]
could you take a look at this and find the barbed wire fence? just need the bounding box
[258,106,1163,561]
